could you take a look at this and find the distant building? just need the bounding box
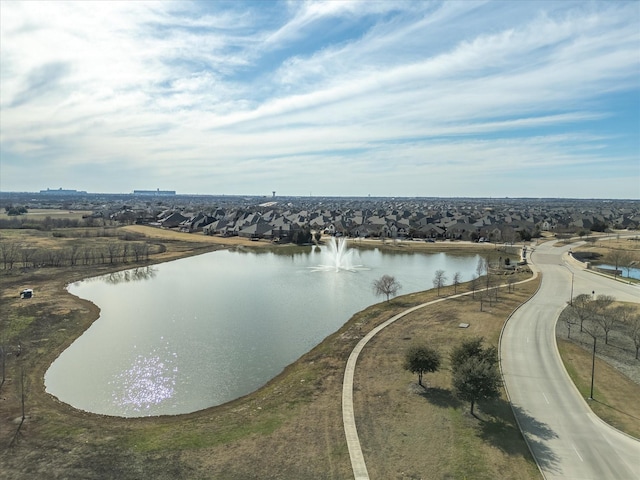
[133,189,176,196]
[39,188,87,195]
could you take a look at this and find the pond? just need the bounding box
[45,244,483,417]
[594,263,640,280]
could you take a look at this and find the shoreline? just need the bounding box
[1,227,538,479]
[1,228,503,422]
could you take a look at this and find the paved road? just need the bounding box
[501,240,640,479]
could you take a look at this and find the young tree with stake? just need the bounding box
[432,269,447,296]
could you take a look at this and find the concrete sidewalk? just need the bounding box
[341,257,538,479]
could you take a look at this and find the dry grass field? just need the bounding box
[353,281,542,480]
[0,209,93,221]
[573,235,640,270]
[556,339,640,439]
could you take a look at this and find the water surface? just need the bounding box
[46,246,481,417]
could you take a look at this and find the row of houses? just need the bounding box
[146,200,640,242]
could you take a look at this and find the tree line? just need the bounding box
[0,240,154,270]
[562,293,640,360]
[373,254,522,310]
[0,215,108,230]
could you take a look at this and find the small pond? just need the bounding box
[594,263,640,280]
[46,245,482,417]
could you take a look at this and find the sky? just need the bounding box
[1,0,639,199]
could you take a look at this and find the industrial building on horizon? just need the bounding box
[133,189,176,196]
[39,188,87,195]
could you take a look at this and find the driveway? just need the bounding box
[501,239,640,479]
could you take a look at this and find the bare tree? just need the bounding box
[452,271,461,294]
[10,367,27,447]
[373,275,402,303]
[106,242,121,264]
[432,269,447,296]
[561,306,579,339]
[45,249,64,267]
[490,286,499,304]
[606,249,628,278]
[591,295,618,345]
[621,252,638,279]
[570,293,594,332]
[0,241,19,270]
[20,247,36,269]
[477,287,489,312]
[121,243,130,263]
[469,274,478,299]
[483,255,493,290]
[132,242,146,262]
[606,305,633,345]
[627,315,640,360]
[82,247,94,265]
[476,257,487,281]
[67,244,81,266]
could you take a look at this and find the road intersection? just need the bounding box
[344,238,639,479]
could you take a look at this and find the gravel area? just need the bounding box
[556,307,640,385]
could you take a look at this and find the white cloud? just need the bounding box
[0,0,638,198]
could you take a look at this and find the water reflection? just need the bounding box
[103,266,156,285]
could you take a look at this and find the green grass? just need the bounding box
[3,312,37,343]
[128,415,284,452]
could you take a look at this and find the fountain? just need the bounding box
[313,236,363,272]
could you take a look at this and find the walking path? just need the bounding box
[341,267,538,479]
[341,299,447,479]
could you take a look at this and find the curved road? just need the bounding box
[501,240,640,479]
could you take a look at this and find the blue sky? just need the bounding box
[1,0,638,198]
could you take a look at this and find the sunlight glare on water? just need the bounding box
[110,343,178,414]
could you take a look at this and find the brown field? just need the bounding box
[0,209,93,221]
[353,281,542,479]
[573,235,640,261]
[0,226,635,479]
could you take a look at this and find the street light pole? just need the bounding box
[589,336,597,400]
[570,272,574,306]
